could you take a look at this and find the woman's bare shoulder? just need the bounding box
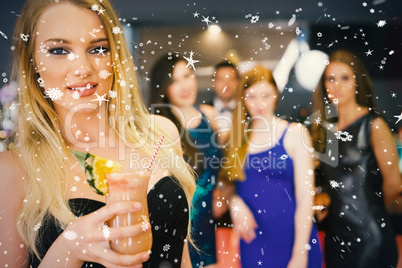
[0,150,29,265]
[285,121,310,138]
[0,150,27,191]
[152,114,180,139]
[199,104,216,120]
[283,121,312,157]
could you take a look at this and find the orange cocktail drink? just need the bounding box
[106,171,152,254]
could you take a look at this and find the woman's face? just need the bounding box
[324,62,357,107]
[244,81,278,118]
[166,60,197,109]
[34,3,113,113]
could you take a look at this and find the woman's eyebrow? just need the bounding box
[43,38,108,44]
[90,38,108,44]
[44,38,71,44]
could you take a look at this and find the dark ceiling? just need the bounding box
[1,0,401,27]
[0,0,401,76]
[113,0,402,26]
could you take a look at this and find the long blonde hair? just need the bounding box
[222,65,279,182]
[12,0,195,259]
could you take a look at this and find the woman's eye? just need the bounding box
[48,48,69,55]
[326,77,335,82]
[341,75,350,81]
[90,46,109,55]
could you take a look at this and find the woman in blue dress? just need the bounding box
[150,53,222,268]
[221,66,322,267]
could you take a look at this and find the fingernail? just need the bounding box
[133,203,142,210]
[141,253,149,261]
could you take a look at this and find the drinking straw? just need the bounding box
[146,135,164,172]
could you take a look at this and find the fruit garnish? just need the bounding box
[71,150,122,195]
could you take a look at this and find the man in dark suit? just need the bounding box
[210,61,240,131]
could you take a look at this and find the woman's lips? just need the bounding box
[180,92,192,99]
[67,83,98,97]
[329,93,341,99]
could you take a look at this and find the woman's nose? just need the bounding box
[332,80,341,90]
[179,80,190,90]
[71,55,92,78]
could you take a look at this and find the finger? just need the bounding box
[248,229,256,242]
[99,249,150,267]
[251,220,258,229]
[100,223,151,240]
[243,230,256,244]
[241,232,252,243]
[100,259,143,268]
[92,201,143,223]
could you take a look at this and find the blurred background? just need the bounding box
[0,0,402,151]
[0,1,402,265]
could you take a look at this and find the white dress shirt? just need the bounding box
[213,97,237,131]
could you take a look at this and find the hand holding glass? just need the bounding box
[106,171,152,254]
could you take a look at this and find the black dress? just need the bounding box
[29,176,189,268]
[316,112,398,268]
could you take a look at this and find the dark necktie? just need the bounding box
[220,107,232,113]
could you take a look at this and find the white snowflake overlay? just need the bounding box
[163,244,170,252]
[109,90,117,98]
[329,180,340,189]
[250,15,259,23]
[312,205,326,211]
[334,130,353,142]
[245,14,259,24]
[33,222,42,232]
[106,160,113,168]
[288,14,296,26]
[183,51,199,70]
[63,230,78,240]
[92,92,109,106]
[102,224,110,240]
[112,26,121,34]
[71,91,80,100]
[20,33,29,42]
[45,87,64,101]
[67,53,76,61]
[37,77,44,87]
[99,70,112,79]
[377,20,386,27]
[141,215,149,232]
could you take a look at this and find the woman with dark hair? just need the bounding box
[150,53,222,268]
[312,49,401,267]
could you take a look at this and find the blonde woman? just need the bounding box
[0,0,195,267]
[222,66,322,267]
